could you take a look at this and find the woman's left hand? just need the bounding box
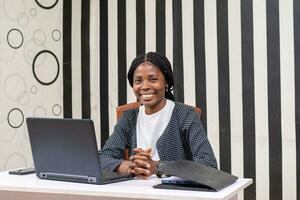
[128,148,159,179]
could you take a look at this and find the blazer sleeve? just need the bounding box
[182,109,218,169]
[98,111,131,172]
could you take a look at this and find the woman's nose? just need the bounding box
[141,80,150,89]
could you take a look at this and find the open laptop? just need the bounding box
[26,117,134,184]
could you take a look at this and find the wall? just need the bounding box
[0,0,299,200]
[0,0,63,170]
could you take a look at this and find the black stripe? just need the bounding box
[136,0,145,55]
[118,0,127,106]
[81,0,91,119]
[216,0,231,173]
[172,0,184,102]
[193,0,207,131]
[266,0,282,199]
[241,0,256,199]
[294,0,300,199]
[100,0,109,148]
[63,0,72,118]
[156,0,165,55]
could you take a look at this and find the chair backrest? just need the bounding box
[116,101,202,120]
[116,101,141,120]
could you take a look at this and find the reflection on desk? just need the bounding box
[0,171,252,200]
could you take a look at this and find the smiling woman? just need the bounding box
[132,62,167,114]
[99,52,217,179]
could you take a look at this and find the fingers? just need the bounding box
[128,163,150,179]
[133,147,152,154]
[129,147,154,178]
[130,166,151,178]
[133,148,144,154]
[134,159,151,169]
[130,154,151,161]
[128,157,152,178]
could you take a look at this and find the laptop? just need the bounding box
[26,117,134,184]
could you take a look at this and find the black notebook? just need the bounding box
[154,160,238,192]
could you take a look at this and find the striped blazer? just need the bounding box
[99,102,218,172]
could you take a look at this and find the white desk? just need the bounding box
[0,171,252,200]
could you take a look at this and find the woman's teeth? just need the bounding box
[142,94,153,99]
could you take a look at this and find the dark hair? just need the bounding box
[127,52,175,101]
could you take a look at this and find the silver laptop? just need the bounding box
[26,117,133,184]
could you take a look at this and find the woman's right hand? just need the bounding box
[128,148,159,179]
[116,160,132,174]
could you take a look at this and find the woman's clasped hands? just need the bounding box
[128,148,159,179]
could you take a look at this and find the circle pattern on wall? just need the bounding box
[3,0,25,21]
[0,37,16,62]
[17,91,30,106]
[7,29,24,49]
[7,108,24,128]
[17,12,29,27]
[30,8,37,17]
[0,119,17,142]
[32,50,60,85]
[35,0,58,9]
[33,29,46,46]
[4,153,27,170]
[52,29,61,41]
[33,106,47,117]
[23,39,46,65]
[3,73,27,101]
[30,85,38,94]
[52,104,62,116]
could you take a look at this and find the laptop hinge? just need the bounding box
[39,172,97,183]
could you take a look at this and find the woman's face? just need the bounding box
[133,62,167,114]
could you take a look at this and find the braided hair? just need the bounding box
[127,52,175,101]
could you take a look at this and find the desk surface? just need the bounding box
[0,171,252,200]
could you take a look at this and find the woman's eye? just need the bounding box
[134,79,141,84]
[150,78,158,82]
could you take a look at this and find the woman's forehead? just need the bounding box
[134,62,162,74]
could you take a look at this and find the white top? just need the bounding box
[136,99,175,160]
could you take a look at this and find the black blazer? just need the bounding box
[99,102,218,172]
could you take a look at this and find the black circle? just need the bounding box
[32,50,60,85]
[51,29,61,41]
[7,29,24,49]
[7,108,24,129]
[34,0,58,9]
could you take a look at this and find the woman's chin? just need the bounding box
[140,99,153,106]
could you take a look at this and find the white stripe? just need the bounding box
[71,0,82,118]
[253,0,270,199]
[90,0,101,147]
[182,0,195,106]
[279,0,297,199]
[204,0,220,166]
[108,0,118,135]
[126,0,137,103]
[165,0,173,67]
[145,0,156,52]
[228,0,243,199]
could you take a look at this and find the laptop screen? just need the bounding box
[26,118,102,179]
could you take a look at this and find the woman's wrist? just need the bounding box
[116,160,131,174]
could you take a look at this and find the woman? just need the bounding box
[99,52,217,179]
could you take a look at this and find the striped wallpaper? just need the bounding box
[63,0,299,200]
